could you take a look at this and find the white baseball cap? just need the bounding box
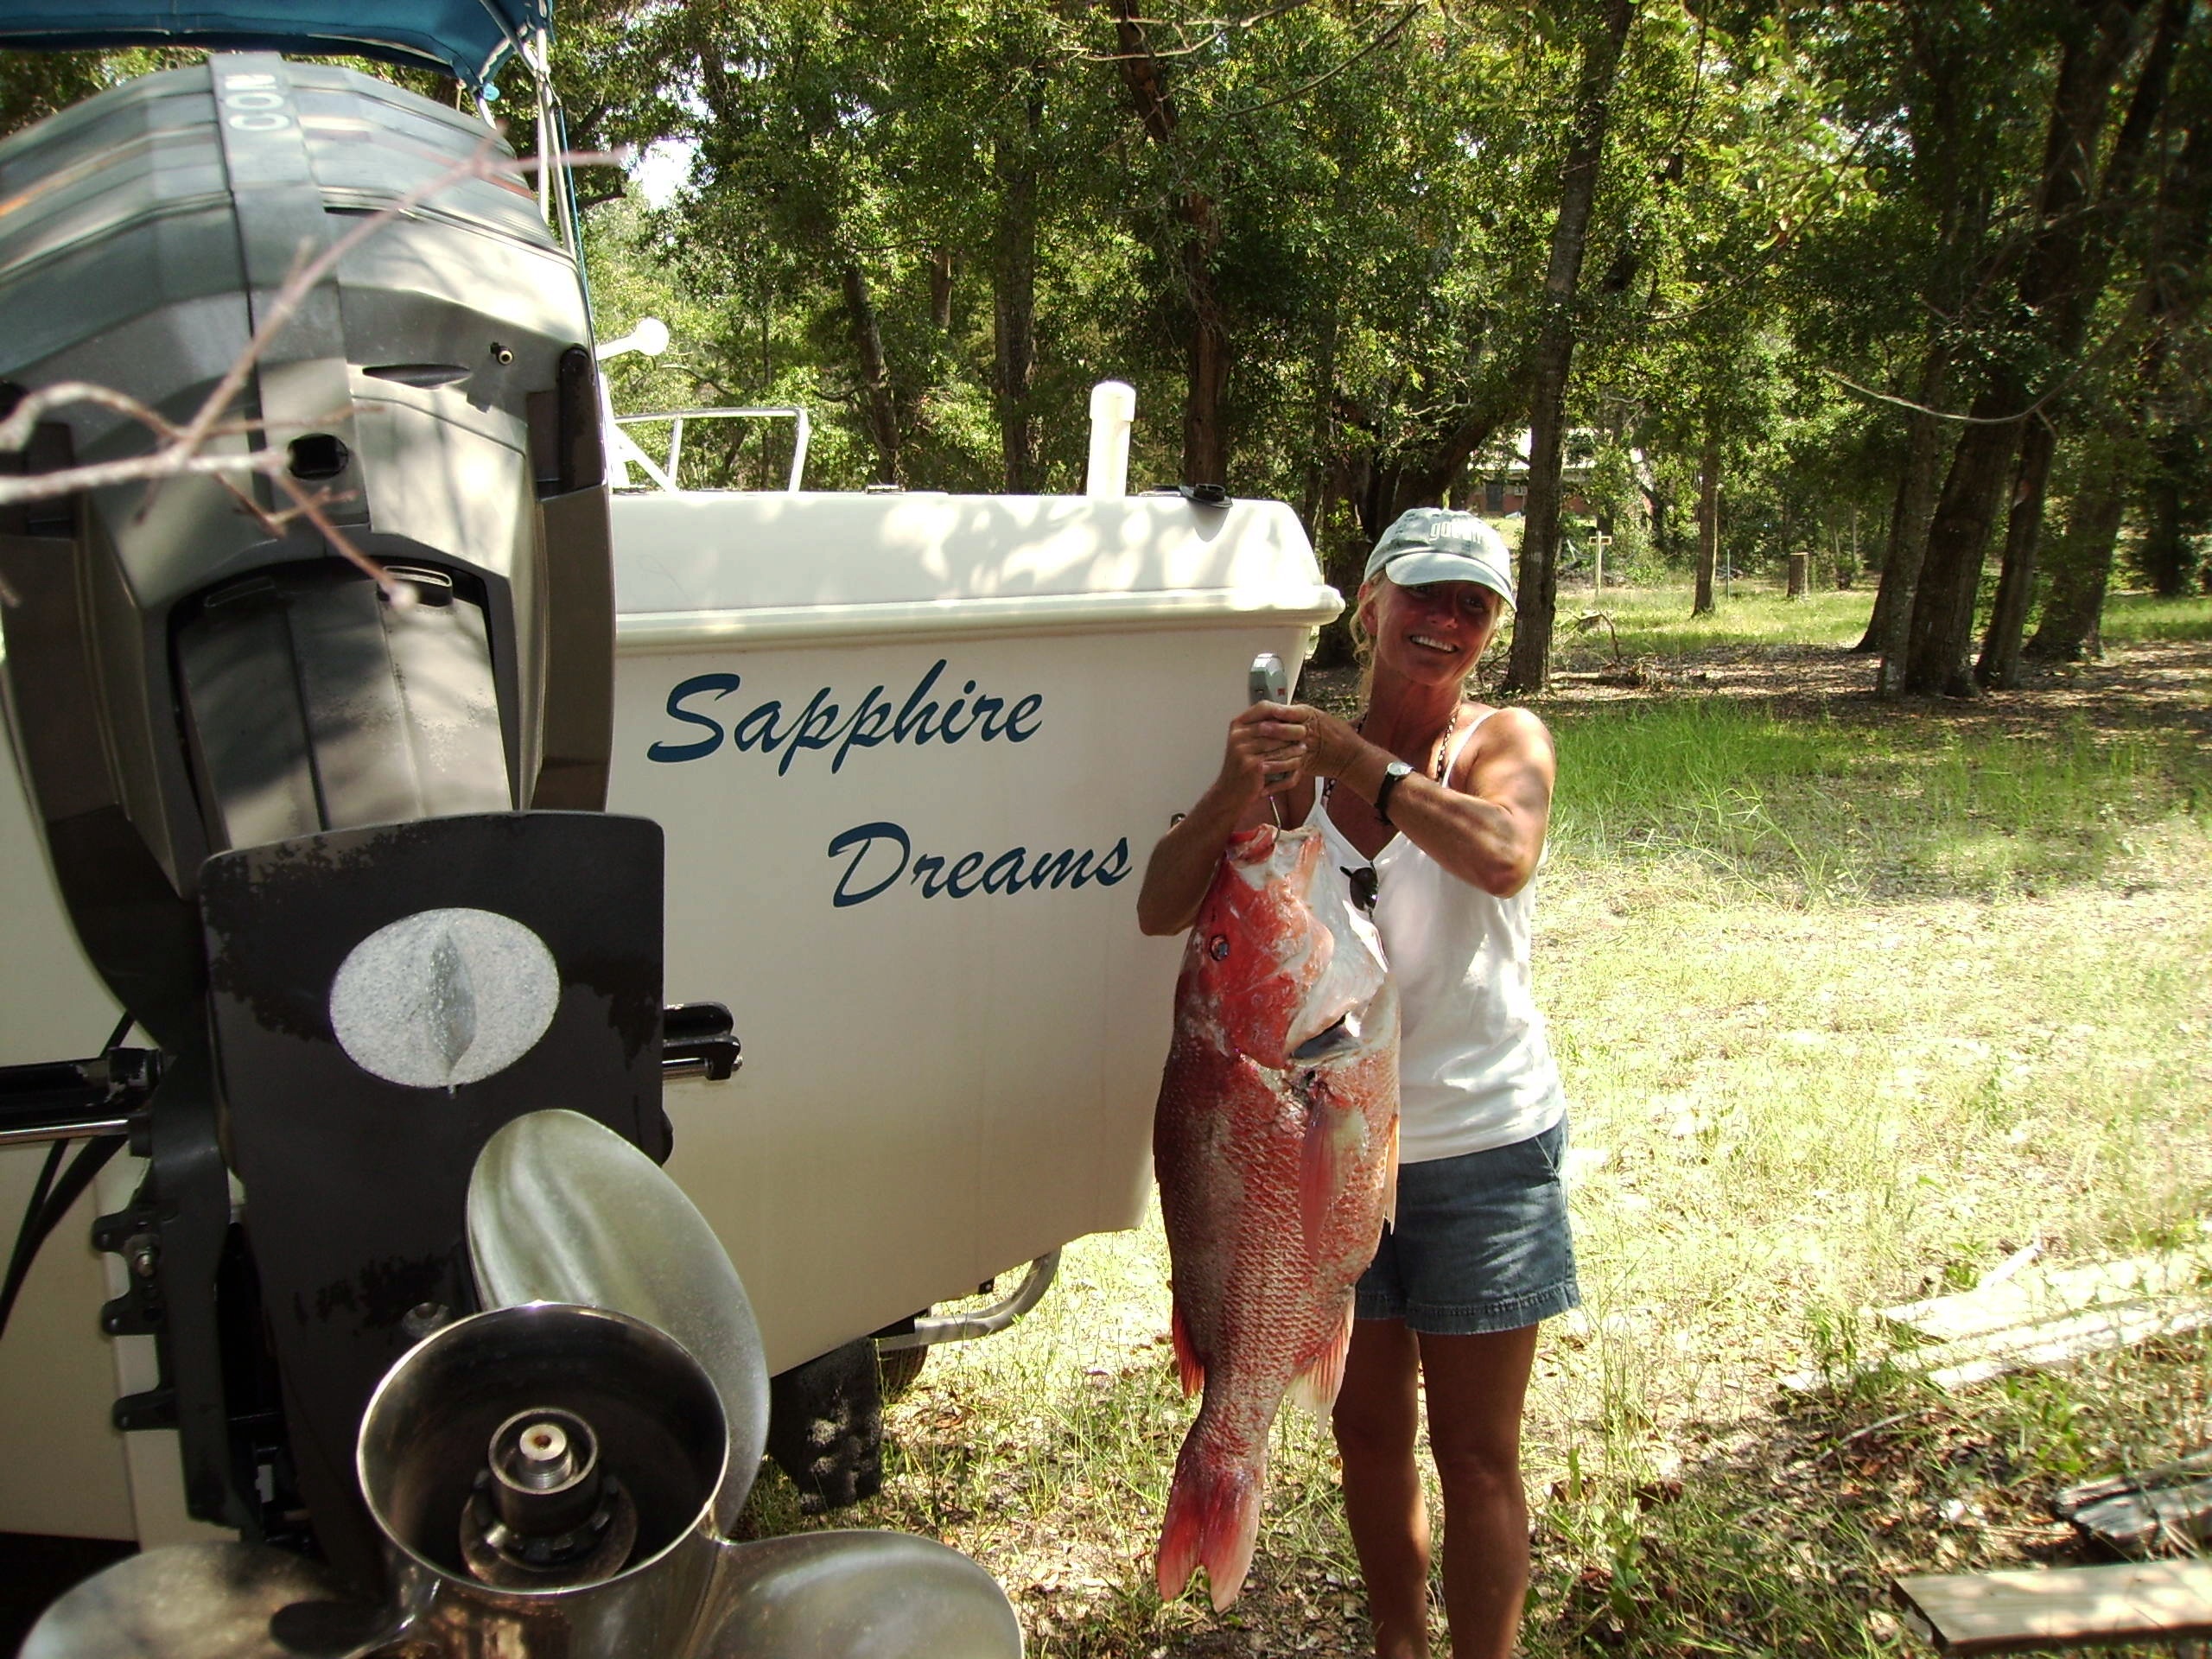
[1363,507,1516,607]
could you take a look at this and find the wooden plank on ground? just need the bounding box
[2067,1478,2212,1554]
[1927,1305,2212,1390]
[2056,1454,2212,1554]
[1893,1559,2212,1655]
[2056,1451,2212,1520]
[1782,1238,2212,1394]
[1881,1249,2211,1347]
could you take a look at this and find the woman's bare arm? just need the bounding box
[1135,703,1310,936]
[1305,705,1554,897]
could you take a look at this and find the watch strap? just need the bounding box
[1374,760,1414,826]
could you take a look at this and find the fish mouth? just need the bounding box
[1210,824,1390,1066]
[1276,829,1389,1061]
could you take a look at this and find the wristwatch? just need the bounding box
[1374,760,1414,825]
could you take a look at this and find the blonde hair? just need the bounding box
[1350,580,1381,708]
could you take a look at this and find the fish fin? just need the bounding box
[1383,1110,1401,1230]
[1299,1096,1356,1253]
[1170,1305,1205,1397]
[1155,1430,1265,1611]
[1286,1304,1354,1421]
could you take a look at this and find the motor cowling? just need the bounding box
[0,54,614,1039]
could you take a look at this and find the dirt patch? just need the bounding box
[1300,639,2212,745]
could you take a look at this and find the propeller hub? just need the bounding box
[461,1404,638,1587]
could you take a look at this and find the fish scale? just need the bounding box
[1152,823,1399,1611]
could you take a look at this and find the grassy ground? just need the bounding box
[1541,583,1879,663]
[741,586,2212,1658]
[2107,591,2212,646]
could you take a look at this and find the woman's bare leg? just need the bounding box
[1332,1318,1430,1659]
[1415,1325,1540,1659]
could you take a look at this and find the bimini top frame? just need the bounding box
[0,1,548,93]
[0,2,592,275]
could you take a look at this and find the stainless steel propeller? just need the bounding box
[26,1110,1026,1659]
[696,1533,1025,1659]
[467,1109,772,1529]
[18,1542,383,1659]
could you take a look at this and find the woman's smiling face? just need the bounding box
[1364,575,1503,683]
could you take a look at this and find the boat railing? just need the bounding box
[609,407,811,493]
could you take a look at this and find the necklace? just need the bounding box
[1326,707,1459,808]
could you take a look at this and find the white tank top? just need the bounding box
[1306,712,1567,1164]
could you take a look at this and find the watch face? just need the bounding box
[1385,760,1414,779]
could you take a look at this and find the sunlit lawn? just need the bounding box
[2106,588,2212,645]
[740,587,2212,1658]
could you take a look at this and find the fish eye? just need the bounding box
[1209,935,1230,960]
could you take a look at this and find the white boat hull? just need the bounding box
[0,488,1338,1543]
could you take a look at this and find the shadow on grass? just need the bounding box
[1523,1329,2212,1659]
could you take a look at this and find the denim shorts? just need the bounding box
[1354,1116,1581,1336]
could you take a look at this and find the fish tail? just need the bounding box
[1285,1303,1355,1421]
[1155,1427,1265,1611]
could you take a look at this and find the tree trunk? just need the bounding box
[1694,427,1719,616]
[1502,0,1637,695]
[1904,410,2018,696]
[1301,296,1337,537]
[1352,378,1523,541]
[1859,343,1951,662]
[1110,2,1231,486]
[1974,420,2060,687]
[2139,426,2203,593]
[1976,0,2188,684]
[840,263,900,486]
[991,85,1044,493]
[1856,470,1910,652]
[2032,57,2212,653]
[2027,467,2126,661]
[1899,0,2152,696]
[928,250,955,332]
[1183,284,1230,485]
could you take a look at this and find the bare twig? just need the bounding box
[1822,346,2097,428]
[0,449,289,508]
[0,380,183,452]
[1813,1410,1923,1464]
[1573,609,1622,662]
[268,475,396,596]
[167,137,508,465]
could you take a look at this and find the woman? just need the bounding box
[1136,507,1577,1659]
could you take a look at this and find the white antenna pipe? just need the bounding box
[1085,381,1135,499]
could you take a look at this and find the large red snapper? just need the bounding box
[1153,822,1399,1610]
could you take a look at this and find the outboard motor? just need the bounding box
[0,34,1020,1657]
[0,55,656,1582]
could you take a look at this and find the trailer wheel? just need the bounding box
[876,1340,928,1398]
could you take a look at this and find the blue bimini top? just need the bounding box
[0,1,550,92]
